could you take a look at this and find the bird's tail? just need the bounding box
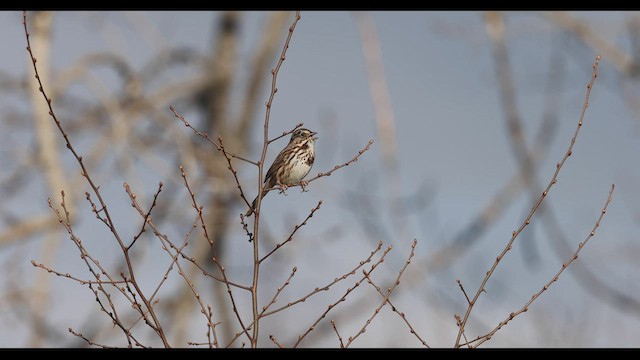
[244,191,266,217]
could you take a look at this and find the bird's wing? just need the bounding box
[263,147,288,187]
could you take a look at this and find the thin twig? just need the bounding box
[169,106,257,165]
[206,306,220,349]
[345,240,417,348]
[31,261,127,286]
[330,320,345,348]
[47,193,139,347]
[24,11,169,347]
[456,279,471,305]
[256,139,373,196]
[176,167,252,343]
[262,241,384,318]
[267,123,304,144]
[462,184,615,348]
[259,201,322,263]
[454,314,471,348]
[269,335,285,348]
[218,136,252,208]
[454,54,602,347]
[127,181,164,250]
[124,182,240,339]
[225,241,384,348]
[293,244,393,348]
[261,267,297,314]
[282,140,374,191]
[148,214,199,303]
[250,10,302,348]
[68,328,116,349]
[364,271,429,347]
[173,250,250,290]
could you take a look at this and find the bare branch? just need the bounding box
[127,181,164,250]
[262,241,384,318]
[69,328,117,349]
[175,167,252,343]
[345,240,417,347]
[293,244,393,348]
[269,335,285,348]
[249,10,302,348]
[456,279,471,306]
[31,260,126,286]
[291,140,374,188]
[330,320,345,348]
[259,201,322,263]
[169,106,257,165]
[454,54,602,347]
[261,267,297,314]
[225,241,384,348]
[464,184,616,348]
[363,272,430,347]
[218,136,253,208]
[23,11,169,347]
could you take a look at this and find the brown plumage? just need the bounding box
[245,128,317,216]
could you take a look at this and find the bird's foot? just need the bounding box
[277,183,289,195]
[299,180,309,192]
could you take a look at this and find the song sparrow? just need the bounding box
[245,128,318,217]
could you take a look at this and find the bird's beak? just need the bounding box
[310,131,318,139]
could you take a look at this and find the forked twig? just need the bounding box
[170,106,257,165]
[293,244,393,348]
[462,184,615,348]
[364,270,429,347]
[225,241,384,348]
[454,55,602,347]
[127,181,164,250]
[250,10,302,348]
[24,11,169,347]
[259,201,322,263]
[345,240,417,347]
[262,241,384,318]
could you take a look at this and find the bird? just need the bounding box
[245,128,317,217]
